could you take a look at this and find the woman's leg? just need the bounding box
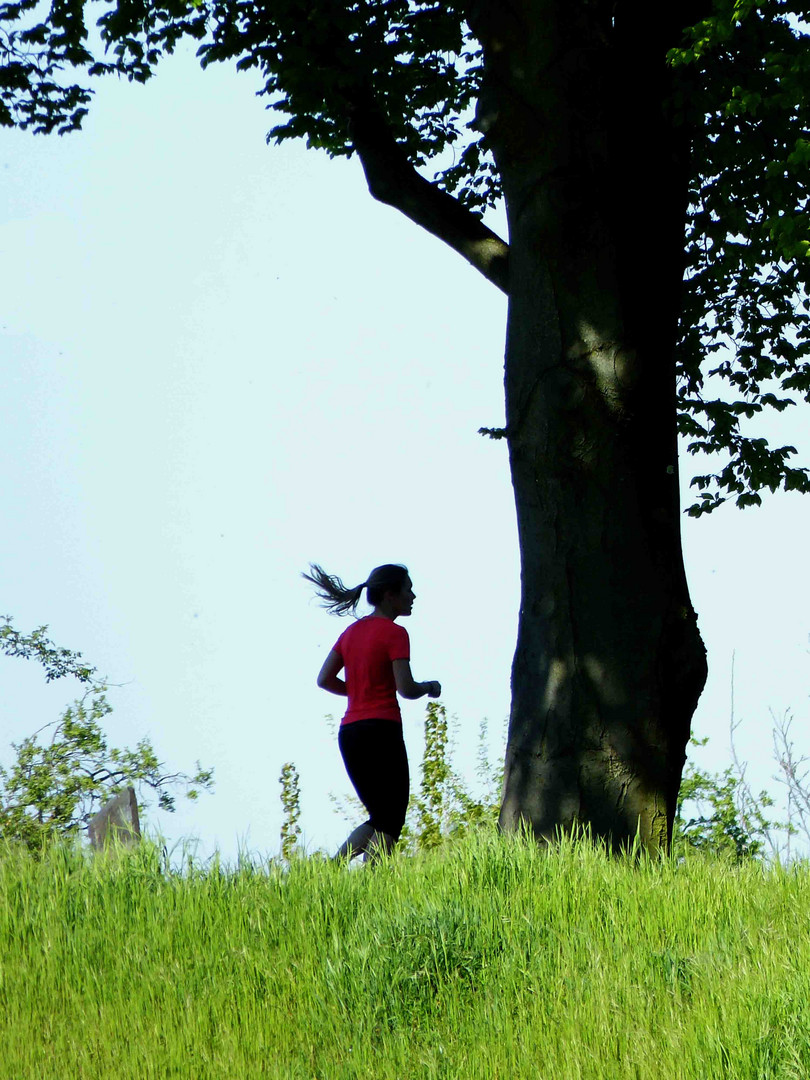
[337,719,410,860]
[332,821,374,862]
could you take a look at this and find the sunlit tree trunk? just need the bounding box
[472,0,709,851]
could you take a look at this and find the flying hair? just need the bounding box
[302,562,409,616]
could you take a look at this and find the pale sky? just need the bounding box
[2,44,808,862]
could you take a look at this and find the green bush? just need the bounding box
[1,617,213,852]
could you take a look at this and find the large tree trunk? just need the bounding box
[472,0,709,851]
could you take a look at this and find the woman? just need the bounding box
[303,562,441,862]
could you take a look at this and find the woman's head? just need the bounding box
[365,564,411,608]
[303,562,411,617]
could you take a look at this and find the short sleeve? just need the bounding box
[387,623,410,661]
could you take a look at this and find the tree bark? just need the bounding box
[471,0,709,851]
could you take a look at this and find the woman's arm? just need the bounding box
[392,659,441,700]
[316,650,347,696]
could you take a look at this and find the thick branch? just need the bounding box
[348,103,509,294]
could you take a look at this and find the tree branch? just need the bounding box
[347,101,509,294]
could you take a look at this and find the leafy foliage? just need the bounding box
[1,613,95,682]
[2,0,809,512]
[324,701,502,857]
[278,760,302,860]
[1,0,498,204]
[670,1,810,513]
[0,617,213,851]
[673,737,777,859]
[0,0,94,133]
[410,701,452,850]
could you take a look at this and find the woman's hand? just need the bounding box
[425,680,442,698]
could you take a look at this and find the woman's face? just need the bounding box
[393,576,416,617]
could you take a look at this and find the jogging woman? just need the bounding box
[303,563,441,862]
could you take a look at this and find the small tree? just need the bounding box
[411,701,452,851]
[324,702,504,855]
[408,705,504,850]
[278,761,302,861]
[673,736,775,860]
[0,617,213,851]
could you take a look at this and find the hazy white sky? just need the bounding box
[2,44,808,861]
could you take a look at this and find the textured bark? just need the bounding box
[470,0,710,851]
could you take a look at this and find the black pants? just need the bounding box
[338,718,410,841]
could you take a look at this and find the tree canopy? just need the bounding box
[2,0,809,514]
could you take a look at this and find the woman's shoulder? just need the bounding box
[383,619,409,642]
[358,616,409,639]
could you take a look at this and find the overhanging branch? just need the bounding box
[348,102,509,294]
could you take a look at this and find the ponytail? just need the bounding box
[303,562,409,616]
[302,564,367,616]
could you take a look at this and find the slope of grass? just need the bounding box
[2,830,810,1079]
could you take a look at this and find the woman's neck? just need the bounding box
[370,602,398,621]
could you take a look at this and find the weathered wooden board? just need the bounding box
[88,787,141,849]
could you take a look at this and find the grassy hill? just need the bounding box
[2,829,809,1078]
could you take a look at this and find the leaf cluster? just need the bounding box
[1,0,499,208]
[0,614,94,681]
[1,617,214,852]
[670,0,810,512]
[324,703,503,857]
[673,737,775,859]
[197,0,500,208]
[278,759,301,861]
[0,0,94,132]
[0,686,213,852]
[3,0,810,513]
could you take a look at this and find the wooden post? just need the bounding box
[88,787,141,849]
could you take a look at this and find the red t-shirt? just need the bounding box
[332,616,410,725]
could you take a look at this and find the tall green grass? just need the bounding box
[2,830,810,1079]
